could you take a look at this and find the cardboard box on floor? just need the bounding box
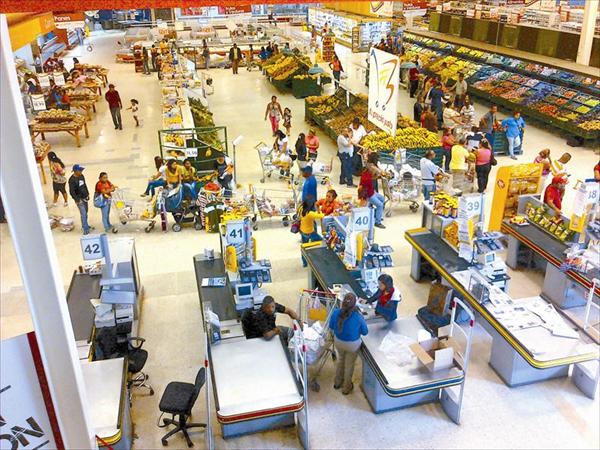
[410,337,459,372]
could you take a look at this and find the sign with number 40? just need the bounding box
[352,208,371,232]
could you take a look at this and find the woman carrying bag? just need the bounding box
[94,172,118,233]
[475,140,495,193]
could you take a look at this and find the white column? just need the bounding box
[576,0,598,65]
[0,16,96,450]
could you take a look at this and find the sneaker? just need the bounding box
[374,223,386,229]
[83,230,90,235]
[510,156,517,160]
[333,383,341,390]
[347,184,356,188]
[140,193,148,197]
[342,383,354,395]
[63,202,68,207]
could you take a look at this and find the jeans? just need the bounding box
[334,337,361,393]
[352,147,363,176]
[145,179,166,196]
[339,153,353,185]
[476,164,491,193]
[301,230,322,266]
[205,57,210,70]
[507,135,520,157]
[485,132,494,147]
[100,202,112,232]
[422,183,436,201]
[110,107,122,129]
[143,58,150,74]
[333,71,340,87]
[76,200,90,234]
[443,149,452,171]
[409,79,418,98]
[218,174,233,197]
[368,192,385,225]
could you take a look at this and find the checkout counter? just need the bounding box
[65,236,142,449]
[406,227,600,397]
[302,244,473,422]
[193,252,308,445]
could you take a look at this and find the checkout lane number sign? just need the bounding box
[80,235,104,261]
[226,221,245,245]
[352,208,371,232]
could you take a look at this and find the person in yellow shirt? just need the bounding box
[165,159,183,187]
[181,158,198,199]
[449,137,473,192]
[299,198,324,267]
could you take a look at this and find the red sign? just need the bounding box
[402,0,428,10]
[218,5,252,15]
[53,11,85,23]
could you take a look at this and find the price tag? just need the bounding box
[585,182,599,206]
[53,72,65,86]
[80,235,104,261]
[30,94,46,111]
[226,221,245,245]
[185,147,198,157]
[38,74,51,89]
[351,207,371,232]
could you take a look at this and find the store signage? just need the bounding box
[185,147,198,157]
[80,234,104,261]
[53,12,85,29]
[585,181,599,206]
[53,71,65,86]
[370,1,394,17]
[350,207,371,233]
[37,73,51,89]
[368,48,399,135]
[0,333,62,449]
[226,221,245,245]
[402,0,429,11]
[217,5,251,15]
[30,94,47,111]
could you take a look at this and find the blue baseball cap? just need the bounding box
[72,164,85,172]
[301,165,313,173]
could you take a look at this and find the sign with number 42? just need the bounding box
[80,235,103,261]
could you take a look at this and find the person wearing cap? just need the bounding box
[329,293,368,395]
[301,164,317,203]
[544,175,568,216]
[68,164,93,235]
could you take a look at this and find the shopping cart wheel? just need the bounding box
[260,178,265,183]
[282,219,289,227]
[121,220,127,225]
[310,379,320,392]
[410,203,419,213]
[144,223,154,233]
[112,227,118,234]
[172,223,182,232]
[194,222,203,231]
[161,438,168,446]
[385,209,392,218]
[320,180,327,185]
[253,224,258,231]
[331,352,337,361]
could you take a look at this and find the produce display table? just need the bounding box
[70,99,97,120]
[30,116,89,148]
[64,80,103,96]
[34,140,50,184]
[405,227,599,391]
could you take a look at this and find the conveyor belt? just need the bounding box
[301,245,365,297]
[502,221,600,296]
[405,227,598,369]
[193,255,237,322]
[66,271,101,342]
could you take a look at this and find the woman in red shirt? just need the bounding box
[329,53,343,88]
[95,172,118,233]
[359,153,386,229]
[441,127,455,172]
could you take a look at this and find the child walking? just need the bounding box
[283,107,292,136]
[127,99,140,127]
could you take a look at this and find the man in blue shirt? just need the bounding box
[502,111,525,160]
[419,150,443,200]
[301,165,317,203]
[426,80,444,126]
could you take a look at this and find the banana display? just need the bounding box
[362,128,440,151]
[265,54,312,81]
[189,97,216,128]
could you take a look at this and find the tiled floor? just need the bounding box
[1,30,599,449]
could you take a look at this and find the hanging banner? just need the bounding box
[368,48,399,135]
[38,73,51,89]
[53,11,85,29]
[31,94,47,111]
[218,5,252,15]
[53,71,65,86]
[0,333,63,449]
[370,1,394,17]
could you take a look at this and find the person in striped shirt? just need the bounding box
[550,152,571,176]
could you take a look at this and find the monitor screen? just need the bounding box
[237,283,252,297]
[485,253,495,264]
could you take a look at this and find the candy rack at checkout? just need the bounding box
[406,191,600,396]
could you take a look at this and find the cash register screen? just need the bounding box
[236,283,252,298]
[485,253,495,264]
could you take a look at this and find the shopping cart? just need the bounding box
[250,184,298,230]
[255,141,295,185]
[112,188,165,232]
[382,152,422,216]
[311,157,333,185]
[292,289,339,392]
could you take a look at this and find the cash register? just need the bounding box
[234,282,268,311]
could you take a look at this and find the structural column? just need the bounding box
[576,0,598,66]
[0,16,96,450]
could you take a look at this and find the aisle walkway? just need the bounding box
[0,31,598,449]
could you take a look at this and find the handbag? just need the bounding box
[93,193,106,208]
[290,219,300,234]
[490,152,498,166]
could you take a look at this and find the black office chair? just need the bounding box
[158,367,206,447]
[95,328,154,403]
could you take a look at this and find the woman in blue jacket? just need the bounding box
[365,274,401,322]
[329,293,368,395]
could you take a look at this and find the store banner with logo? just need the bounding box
[53,11,85,29]
[0,332,63,449]
[370,1,394,17]
[368,48,399,135]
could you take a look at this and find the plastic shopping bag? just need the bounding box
[307,296,327,322]
[378,332,416,367]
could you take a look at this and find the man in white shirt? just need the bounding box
[350,117,367,176]
[337,128,355,187]
[420,150,443,200]
[451,72,468,108]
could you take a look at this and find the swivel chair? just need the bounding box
[158,367,206,447]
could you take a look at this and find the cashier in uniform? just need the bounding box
[543,174,568,216]
[362,274,401,322]
[243,296,300,344]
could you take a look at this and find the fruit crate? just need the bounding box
[292,78,323,99]
[491,131,523,156]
